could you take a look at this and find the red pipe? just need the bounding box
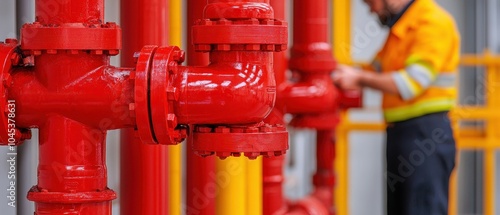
[0,0,287,213]
[35,0,104,24]
[120,0,170,214]
[175,53,275,124]
[185,0,216,214]
[188,0,288,158]
[275,0,352,214]
[312,130,336,214]
[263,156,287,214]
[263,0,287,214]
[5,1,123,213]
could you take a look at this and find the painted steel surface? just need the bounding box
[189,0,289,159]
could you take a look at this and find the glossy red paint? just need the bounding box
[263,156,288,215]
[119,0,170,214]
[312,130,336,214]
[2,41,130,215]
[35,0,104,24]
[0,2,128,213]
[189,0,289,158]
[277,0,340,129]
[275,0,362,214]
[262,0,288,214]
[185,0,216,214]
[0,0,289,213]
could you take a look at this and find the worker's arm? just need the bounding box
[333,64,399,95]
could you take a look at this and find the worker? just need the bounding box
[333,0,459,214]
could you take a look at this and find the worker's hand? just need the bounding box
[332,65,363,90]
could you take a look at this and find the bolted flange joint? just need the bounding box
[21,22,121,56]
[132,45,187,145]
[192,18,288,52]
[0,41,32,145]
[191,122,288,160]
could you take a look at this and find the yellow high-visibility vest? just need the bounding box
[375,0,460,122]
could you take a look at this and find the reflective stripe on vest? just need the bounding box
[432,73,456,88]
[384,97,455,122]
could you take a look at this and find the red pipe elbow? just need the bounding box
[175,52,275,124]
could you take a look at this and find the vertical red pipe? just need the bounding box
[291,0,336,213]
[292,0,328,45]
[262,1,287,214]
[120,0,170,215]
[271,0,286,88]
[35,117,112,214]
[35,0,104,24]
[313,130,335,214]
[27,1,116,214]
[262,156,286,215]
[185,0,216,214]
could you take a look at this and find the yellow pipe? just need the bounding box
[484,149,495,215]
[450,107,500,119]
[484,63,499,215]
[335,111,351,215]
[168,0,182,214]
[216,157,247,215]
[332,0,352,65]
[246,157,263,215]
[332,0,352,212]
[169,0,182,47]
[337,122,386,131]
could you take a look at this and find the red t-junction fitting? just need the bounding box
[275,0,362,214]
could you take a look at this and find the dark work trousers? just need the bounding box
[386,112,456,215]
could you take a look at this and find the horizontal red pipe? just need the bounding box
[11,64,134,129]
[277,74,339,114]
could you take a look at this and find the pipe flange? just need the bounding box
[133,45,187,145]
[27,186,116,203]
[149,46,187,145]
[0,39,31,145]
[192,18,288,52]
[132,46,157,144]
[191,122,289,160]
[21,22,121,56]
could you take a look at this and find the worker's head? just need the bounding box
[362,0,411,26]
